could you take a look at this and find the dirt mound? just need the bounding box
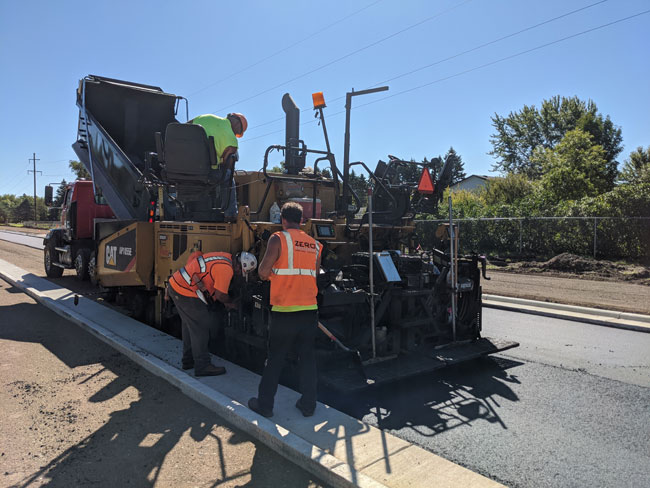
[499,253,650,285]
[539,253,617,272]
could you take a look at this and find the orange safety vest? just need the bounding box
[169,251,233,299]
[269,229,320,312]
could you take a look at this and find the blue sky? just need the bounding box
[1,0,648,197]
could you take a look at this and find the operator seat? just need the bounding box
[162,123,224,221]
[163,123,217,183]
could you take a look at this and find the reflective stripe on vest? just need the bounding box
[204,255,232,265]
[271,231,320,277]
[180,267,192,286]
[272,268,317,276]
[197,255,232,274]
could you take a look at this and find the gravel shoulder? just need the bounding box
[0,279,326,487]
[482,270,650,315]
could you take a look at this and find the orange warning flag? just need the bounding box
[417,168,435,194]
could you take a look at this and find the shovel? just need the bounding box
[318,322,375,385]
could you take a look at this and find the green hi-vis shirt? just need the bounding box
[191,114,238,167]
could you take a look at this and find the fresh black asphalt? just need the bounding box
[325,309,650,488]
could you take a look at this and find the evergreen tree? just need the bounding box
[445,147,466,185]
[49,179,67,220]
[349,169,369,206]
[0,200,10,223]
[619,146,650,184]
[54,179,68,206]
[13,197,33,222]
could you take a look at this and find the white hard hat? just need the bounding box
[238,252,257,274]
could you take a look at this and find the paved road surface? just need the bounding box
[2,237,649,487]
[0,280,326,487]
[0,230,44,249]
[325,310,650,488]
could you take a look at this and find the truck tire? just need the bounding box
[74,249,90,281]
[88,251,99,286]
[44,243,64,278]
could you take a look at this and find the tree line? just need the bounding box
[0,183,67,224]
[431,95,649,220]
[417,95,649,260]
[0,161,89,224]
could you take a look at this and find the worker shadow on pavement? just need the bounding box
[323,356,522,440]
[0,293,322,488]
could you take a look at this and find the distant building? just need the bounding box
[450,175,497,193]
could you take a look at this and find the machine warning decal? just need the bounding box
[105,229,137,271]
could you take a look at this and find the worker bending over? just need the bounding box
[189,113,248,221]
[167,249,256,376]
[249,202,321,417]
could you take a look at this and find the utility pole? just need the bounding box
[27,153,42,222]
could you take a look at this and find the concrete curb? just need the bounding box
[0,230,45,249]
[483,294,650,333]
[0,259,502,488]
[0,228,47,237]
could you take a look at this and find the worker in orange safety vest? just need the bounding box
[167,250,256,376]
[248,201,321,418]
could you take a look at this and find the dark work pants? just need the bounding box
[222,168,237,218]
[257,310,318,412]
[168,285,216,372]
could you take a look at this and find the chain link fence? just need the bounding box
[415,217,650,260]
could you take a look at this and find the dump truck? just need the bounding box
[43,179,115,280]
[45,75,517,390]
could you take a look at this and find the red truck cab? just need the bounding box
[44,180,115,280]
[59,180,114,239]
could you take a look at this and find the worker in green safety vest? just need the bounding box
[189,113,248,220]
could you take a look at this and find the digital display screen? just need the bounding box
[316,225,334,237]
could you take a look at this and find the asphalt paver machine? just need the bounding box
[66,75,517,390]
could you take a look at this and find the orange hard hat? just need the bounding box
[228,112,248,138]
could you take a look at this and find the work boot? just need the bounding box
[248,397,273,418]
[194,364,226,376]
[295,399,315,417]
[181,361,194,371]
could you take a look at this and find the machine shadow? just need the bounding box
[322,355,523,439]
[0,296,320,488]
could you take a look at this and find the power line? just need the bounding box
[246,0,608,134]
[372,0,610,87]
[40,158,69,165]
[214,0,474,112]
[244,9,650,142]
[0,161,37,193]
[352,9,650,111]
[186,0,385,98]
[1,173,32,196]
[0,169,30,192]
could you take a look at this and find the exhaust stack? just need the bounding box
[282,93,305,175]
